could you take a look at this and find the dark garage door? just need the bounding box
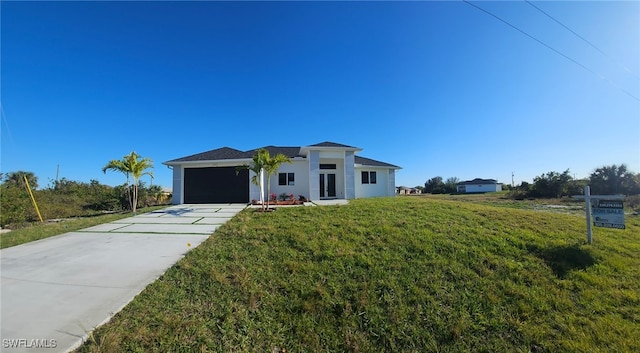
[184,167,249,203]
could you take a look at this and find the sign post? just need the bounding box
[574,186,625,244]
[585,186,593,244]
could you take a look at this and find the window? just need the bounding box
[320,164,337,170]
[362,171,377,184]
[278,172,295,186]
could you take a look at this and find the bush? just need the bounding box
[0,185,35,227]
[1,175,170,229]
[626,195,640,212]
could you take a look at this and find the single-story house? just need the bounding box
[163,142,400,204]
[397,186,422,195]
[456,178,502,193]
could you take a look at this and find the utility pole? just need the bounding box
[511,171,515,188]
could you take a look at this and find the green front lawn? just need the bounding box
[77,197,639,352]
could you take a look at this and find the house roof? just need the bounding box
[355,156,400,169]
[457,178,498,185]
[244,146,303,159]
[165,147,247,163]
[309,141,358,148]
[164,142,399,169]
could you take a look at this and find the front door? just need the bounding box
[319,173,336,198]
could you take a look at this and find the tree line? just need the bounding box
[1,152,168,228]
[422,164,640,198]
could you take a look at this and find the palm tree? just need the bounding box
[238,149,269,210]
[264,152,291,209]
[102,151,153,214]
[590,164,632,195]
[147,184,165,205]
[3,171,38,189]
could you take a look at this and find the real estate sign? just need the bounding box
[592,199,625,229]
[574,186,625,244]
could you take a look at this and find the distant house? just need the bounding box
[397,186,422,195]
[163,142,400,204]
[456,178,502,193]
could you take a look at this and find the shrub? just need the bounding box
[627,195,640,212]
[278,192,290,201]
[0,185,35,227]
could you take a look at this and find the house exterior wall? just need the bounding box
[266,159,310,201]
[249,171,261,202]
[172,165,183,204]
[354,167,392,198]
[463,184,501,193]
[345,152,356,199]
[318,151,344,159]
[387,169,396,197]
[308,151,320,200]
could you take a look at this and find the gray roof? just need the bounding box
[457,178,498,185]
[309,141,358,148]
[165,142,399,169]
[165,146,304,164]
[244,146,303,158]
[355,156,400,169]
[165,147,247,163]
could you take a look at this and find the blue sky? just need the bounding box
[2,1,638,190]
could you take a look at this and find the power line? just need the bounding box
[525,0,639,80]
[462,0,639,102]
[525,0,607,57]
[1,102,16,147]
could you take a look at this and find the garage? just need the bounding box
[183,167,249,203]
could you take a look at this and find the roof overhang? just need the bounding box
[354,163,401,170]
[299,145,362,157]
[163,158,252,167]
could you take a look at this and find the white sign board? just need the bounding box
[573,186,626,244]
[592,199,625,229]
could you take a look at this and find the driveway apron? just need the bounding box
[1,204,245,353]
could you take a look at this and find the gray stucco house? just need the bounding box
[456,178,502,193]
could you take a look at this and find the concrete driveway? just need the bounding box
[1,204,246,353]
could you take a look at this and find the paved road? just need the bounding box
[1,204,245,353]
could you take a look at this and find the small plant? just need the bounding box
[270,193,277,202]
[298,195,308,202]
[279,193,290,201]
[289,193,294,201]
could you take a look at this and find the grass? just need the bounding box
[75,197,640,352]
[422,192,589,215]
[0,206,167,249]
